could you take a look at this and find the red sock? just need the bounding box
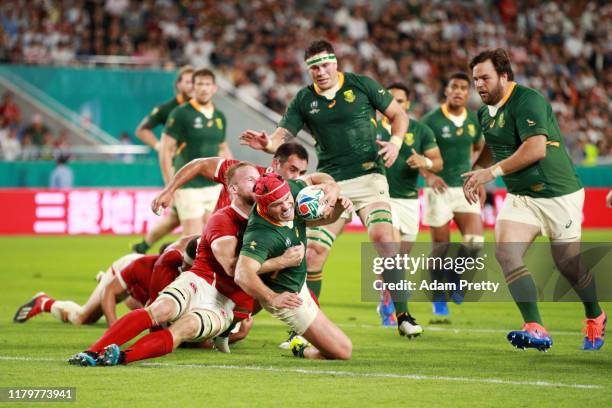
[88,309,152,353]
[123,329,174,364]
[41,297,56,313]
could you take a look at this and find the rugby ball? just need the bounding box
[296,185,326,221]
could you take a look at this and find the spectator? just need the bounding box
[0,127,21,161]
[0,92,20,128]
[22,114,49,146]
[49,154,74,188]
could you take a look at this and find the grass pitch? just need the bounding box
[1,231,611,407]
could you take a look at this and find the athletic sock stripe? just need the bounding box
[307,276,323,282]
[313,227,336,242]
[507,265,528,276]
[194,311,207,339]
[307,237,333,247]
[367,218,393,226]
[506,270,531,285]
[505,267,529,283]
[369,209,392,216]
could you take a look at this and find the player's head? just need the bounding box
[158,242,172,254]
[387,82,411,111]
[304,40,339,91]
[469,48,514,105]
[226,162,259,205]
[444,72,470,110]
[183,237,199,269]
[192,68,217,105]
[175,65,194,98]
[254,173,294,222]
[272,142,308,180]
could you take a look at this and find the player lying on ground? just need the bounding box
[14,237,197,327]
[464,48,606,351]
[67,164,305,366]
[236,173,354,360]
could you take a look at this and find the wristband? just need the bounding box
[154,141,161,152]
[490,165,505,178]
[424,157,433,170]
[390,135,403,149]
[264,138,274,153]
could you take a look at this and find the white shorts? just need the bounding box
[497,188,584,241]
[338,173,391,214]
[97,253,144,287]
[423,187,481,227]
[174,185,223,220]
[262,283,319,335]
[390,198,420,240]
[159,271,234,340]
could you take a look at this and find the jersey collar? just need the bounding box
[313,72,345,96]
[441,103,467,121]
[487,81,517,116]
[189,99,215,116]
[176,94,185,104]
[230,203,249,219]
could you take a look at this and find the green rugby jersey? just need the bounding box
[279,72,394,182]
[138,94,186,130]
[421,104,482,187]
[377,117,438,198]
[240,179,308,294]
[477,83,581,198]
[164,100,226,189]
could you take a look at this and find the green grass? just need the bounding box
[1,231,611,407]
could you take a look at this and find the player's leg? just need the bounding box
[132,209,180,254]
[13,292,82,325]
[494,194,550,350]
[293,309,352,360]
[452,211,485,304]
[306,218,345,299]
[423,188,454,321]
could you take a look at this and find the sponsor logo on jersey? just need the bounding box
[327,100,336,109]
[530,183,545,192]
[489,120,495,128]
[285,237,292,248]
[194,117,203,128]
[189,282,197,294]
[343,89,356,103]
[362,161,376,170]
[309,108,320,115]
[215,118,223,129]
[565,220,573,229]
[441,126,451,138]
[309,99,321,114]
[249,240,257,250]
[499,112,505,128]
[207,119,214,128]
[378,89,386,95]
[456,127,464,136]
[468,123,477,137]
[526,119,536,127]
[404,132,414,146]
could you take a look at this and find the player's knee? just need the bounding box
[495,244,522,272]
[147,298,177,324]
[335,337,353,360]
[171,314,201,340]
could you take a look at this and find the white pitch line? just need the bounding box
[0,356,602,390]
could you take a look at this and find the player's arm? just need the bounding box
[159,133,177,185]
[375,100,409,167]
[240,127,293,154]
[234,255,303,308]
[462,135,547,203]
[307,196,353,227]
[152,157,224,214]
[259,243,305,274]
[218,142,233,159]
[135,117,161,151]
[298,171,344,218]
[101,277,129,327]
[471,139,485,166]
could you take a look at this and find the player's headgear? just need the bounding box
[184,237,200,265]
[254,173,290,215]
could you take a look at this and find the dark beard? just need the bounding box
[484,82,504,105]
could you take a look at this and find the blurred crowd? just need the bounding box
[0,92,71,160]
[0,0,610,163]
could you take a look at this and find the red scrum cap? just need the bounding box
[254,173,291,215]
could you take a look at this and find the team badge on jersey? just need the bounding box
[526,119,536,127]
[249,240,257,250]
[498,113,505,128]
[468,123,476,137]
[215,118,223,129]
[404,132,414,146]
[442,126,451,138]
[343,89,356,103]
[194,117,203,128]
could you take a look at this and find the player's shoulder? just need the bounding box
[214,107,227,120]
[512,84,547,104]
[420,106,442,123]
[466,108,480,122]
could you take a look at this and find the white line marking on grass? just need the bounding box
[0,356,601,390]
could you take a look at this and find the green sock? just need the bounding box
[574,273,602,319]
[306,271,322,298]
[394,302,408,315]
[506,266,543,325]
[132,240,150,254]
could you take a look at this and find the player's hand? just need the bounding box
[606,190,612,208]
[425,174,448,194]
[337,196,353,214]
[462,168,494,205]
[406,148,427,169]
[376,139,400,167]
[240,130,269,151]
[312,182,340,218]
[280,243,305,268]
[270,292,303,309]
[151,189,173,215]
